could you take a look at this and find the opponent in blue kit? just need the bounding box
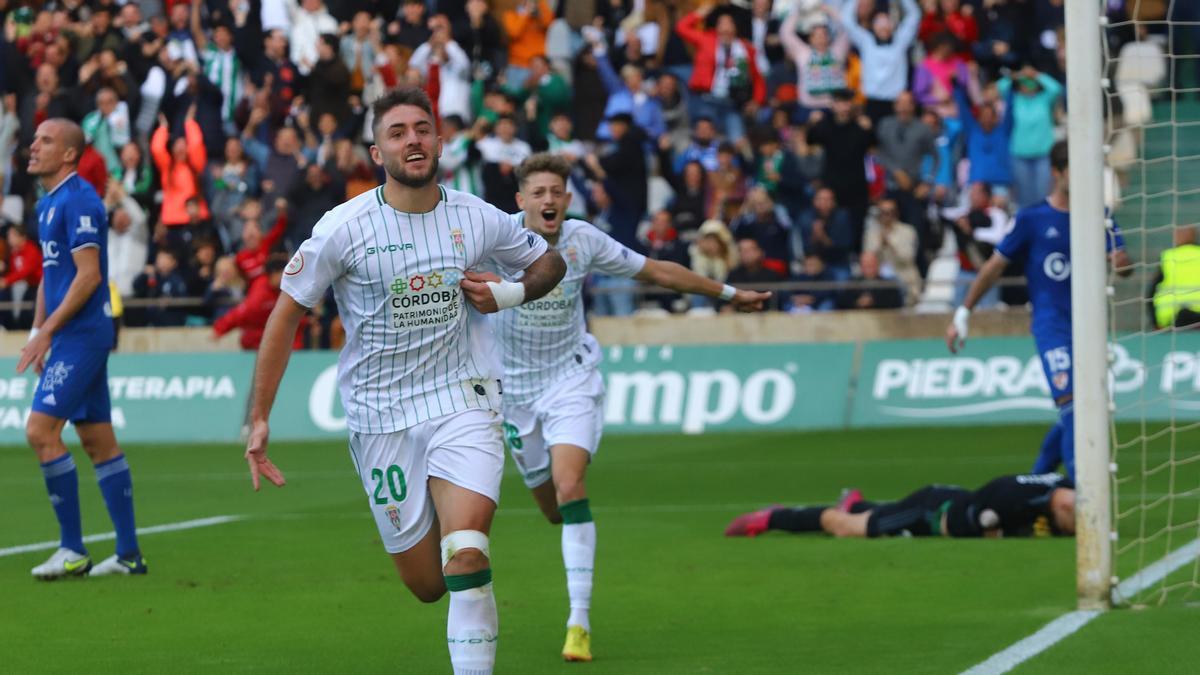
[947,141,1131,479]
[19,119,145,579]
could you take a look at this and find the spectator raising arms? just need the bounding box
[213,256,304,350]
[151,106,209,248]
[502,0,554,88]
[236,198,289,284]
[780,3,850,114]
[840,0,922,123]
[675,4,766,141]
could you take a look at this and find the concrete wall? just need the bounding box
[0,309,1033,354]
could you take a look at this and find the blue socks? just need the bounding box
[1032,422,1064,474]
[1031,403,1076,480]
[1059,403,1076,481]
[95,454,139,558]
[41,454,85,554]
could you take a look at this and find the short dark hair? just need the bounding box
[516,153,571,188]
[1050,140,1069,172]
[371,86,435,138]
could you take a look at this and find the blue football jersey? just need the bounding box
[36,173,114,348]
[996,200,1124,340]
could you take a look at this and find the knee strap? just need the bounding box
[441,529,490,567]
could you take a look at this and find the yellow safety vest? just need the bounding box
[1154,244,1200,328]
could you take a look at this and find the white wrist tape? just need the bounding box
[953,306,971,338]
[28,327,40,342]
[719,284,737,301]
[486,280,525,310]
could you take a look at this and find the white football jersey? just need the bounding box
[282,185,549,434]
[491,217,646,407]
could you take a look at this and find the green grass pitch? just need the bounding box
[2,425,1197,673]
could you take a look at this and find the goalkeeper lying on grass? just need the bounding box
[725,473,1075,539]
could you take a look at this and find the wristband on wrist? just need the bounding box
[28,327,40,342]
[486,280,525,310]
[719,284,737,301]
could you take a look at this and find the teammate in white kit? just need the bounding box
[242,88,566,675]
[482,154,769,661]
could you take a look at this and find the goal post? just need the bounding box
[1065,0,1114,610]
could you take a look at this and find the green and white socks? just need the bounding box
[445,569,498,675]
[559,498,596,631]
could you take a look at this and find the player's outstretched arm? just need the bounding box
[946,252,1008,354]
[634,259,771,311]
[17,247,102,375]
[461,248,566,313]
[244,294,307,491]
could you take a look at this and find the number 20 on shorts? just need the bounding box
[372,465,408,504]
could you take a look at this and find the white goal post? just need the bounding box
[1065,0,1114,610]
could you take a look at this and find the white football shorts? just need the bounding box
[348,408,504,553]
[503,368,605,489]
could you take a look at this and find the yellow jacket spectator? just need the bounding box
[1153,226,1200,329]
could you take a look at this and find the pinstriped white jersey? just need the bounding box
[491,217,646,407]
[281,185,549,434]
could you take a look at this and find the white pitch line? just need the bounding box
[961,537,1200,675]
[0,515,243,558]
[1113,538,1200,604]
[959,611,1101,675]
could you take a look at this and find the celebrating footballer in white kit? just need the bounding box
[242,88,566,675]
[479,153,770,662]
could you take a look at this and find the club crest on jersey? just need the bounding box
[1053,371,1070,391]
[384,504,402,531]
[44,207,56,224]
[450,228,465,254]
[284,252,304,276]
[565,246,578,265]
[1043,252,1070,281]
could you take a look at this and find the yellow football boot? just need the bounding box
[562,625,592,662]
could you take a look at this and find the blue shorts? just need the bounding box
[1034,334,1073,402]
[31,343,111,424]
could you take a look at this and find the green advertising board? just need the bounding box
[3,334,1198,445]
[851,334,1200,426]
[0,343,855,445]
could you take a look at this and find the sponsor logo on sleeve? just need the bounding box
[284,252,304,276]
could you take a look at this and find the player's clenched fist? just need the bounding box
[245,419,286,491]
[460,270,505,314]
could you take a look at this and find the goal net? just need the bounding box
[1098,0,1200,607]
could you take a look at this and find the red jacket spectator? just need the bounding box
[2,237,42,288]
[213,275,304,350]
[675,11,767,106]
[77,145,109,196]
[151,118,210,227]
[236,210,287,283]
[919,3,979,58]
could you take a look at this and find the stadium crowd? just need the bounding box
[0,0,1190,347]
